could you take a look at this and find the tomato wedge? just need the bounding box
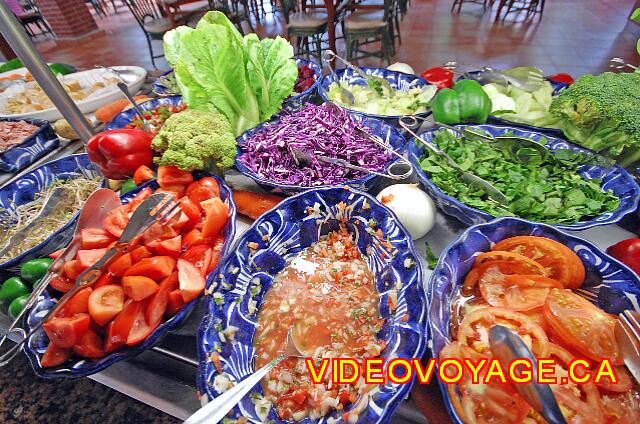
[124,256,176,281]
[157,166,193,189]
[88,284,125,326]
[81,228,114,249]
[186,177,220,207]
[182,229,204,250]
[122,276,159,301]
[50,275,74,292]
[462,258,545,295]
[479,274,562,311]
[146,272,179,326]
[105,299,139,352]
[124,187,153,212]
[179,197,201,226]
[57,287,92,317]
[544,288,622,364]
[180,245,212,276]
[77,248,107,269]
[103,205,130,238]
[178,259,205,303]
[63,259,83,280]
[167,289,185,316]
[201,198,228,240]
[43,313,91,348]
[72,330,106,359]
[94,272,119,289]
[209,235,225,274]
[41,342,73,367]
[596,364,633,392]
[127,299,159,346]
[492,236,585,289]
[156,235,182,257]
[130,246,153,263]
[107,253,132,277]
[458,306,549,357]
[601,390,640,423]
[133,165,155,185]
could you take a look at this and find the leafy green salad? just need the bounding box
[418,130,620,223]
[327,80,436,116]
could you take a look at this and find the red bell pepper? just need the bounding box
[547,73,574,85]
[87,129,154,180]
[420,67,454,89]
[607,238,640,276]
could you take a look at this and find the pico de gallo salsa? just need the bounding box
[125,103,187,136]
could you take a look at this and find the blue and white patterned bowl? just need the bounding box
[0,154,101,280]
[196,186,427,424]
[427,216,640,424]
[22,173,237,378]
[317,67,432,125]
[0,117,60,172]
[235,108,407,194]
[151,69,177,96]
[408,124,640,231]
[104,95,183,130]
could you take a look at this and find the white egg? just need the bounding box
[376,184,436,239]
[386,62,415,75]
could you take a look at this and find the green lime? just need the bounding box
[48,63,76,75]
[121,178,138,194]
[0,277,30,305]
[8,294,29,319]
[20,258,53,284]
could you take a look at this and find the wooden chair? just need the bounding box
[281,0,328,64]
[451,0,492,13]
[124,0,177,68]
[343,0,395,64]
[7,0,53,37]
[494,0,544,21]
[209,0,255,34]
[355,0,403,48]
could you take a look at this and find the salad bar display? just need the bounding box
[1,8,640,424]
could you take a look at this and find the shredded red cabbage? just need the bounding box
[238,103,393,186]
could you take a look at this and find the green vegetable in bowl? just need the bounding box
[482,81,560,128]
[8,294,29,319]
[121,178,138,194]
[327,80,436,116]
[549,72,640,168]
[418,129,620,223]
[431,80,491,124]
[0,277,29,306]
[20,258,53,284]
[152,109,237,172]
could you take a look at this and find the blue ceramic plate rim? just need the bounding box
[104,95,184,130]
[195,186,428,424]
[408,124,640,231]
[426,216,640,424]
[22,173,237,378]
[0,153,102,271]
[0,117,60,172]
[234,108,407,192]
[317,67,433,121]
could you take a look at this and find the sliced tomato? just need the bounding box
[146,272,179,326]
[124,256,176,281]
[41,342,73,367]
[601,390,640,423]
[156,235,182,257]
[462,258,545,295]
[440,342,530,424]
[130,246,153,263]
[520,307,550,333]
[103,205,130,238]
[43,313,91,348]
[479,274,562,311]
[122,276,159,301]
[208,235,225,274]
[596,364,633,392]
[180,245,212,276]
[124,187,153,212]
[80,228,114,250]
[178,259,205,303]
[178,197,201,226]
[105,299,140,352]
[72,330,106,359]
[475,251,547,273]
[56,287,92,317]
[144,222,179,244]
[88,284,125,326]
[167,289,185,316]
[94,272,119,289]
[186,177,220,207]
[133,165,155,185]
[50,275,74,292]
[77,248,107,269]
[458,306,549,357]
[127,299,159,346]
[544,288,622,364]
[492,236,585,289]
[157,166,193,190]
[107,253,132,277]
[63,259,83,280]
[201,198,228,240]
[182,229,204,250]
[168,212,189,231]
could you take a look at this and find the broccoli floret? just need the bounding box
[152,109,236,172]
[549,72,640,167]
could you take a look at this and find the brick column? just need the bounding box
[37,0,99,39]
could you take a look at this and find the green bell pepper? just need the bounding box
[431,80,492,125]
[121,178,138,194]
[20,258,53,284]
[8,294,30,319]
[0,277,30,306]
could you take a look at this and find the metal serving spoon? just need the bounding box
[116,81,155,133]
[184,328,304,424]
[325,49,394,95]
[489,325,567,424]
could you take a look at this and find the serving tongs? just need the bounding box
[399,115,510,208]
[0,192,180,366]
[322,51,355,105]
[325,50,394,96]
[0,188,121,365]
[116,81,155,133]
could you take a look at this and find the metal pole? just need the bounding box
[0,2,94,142]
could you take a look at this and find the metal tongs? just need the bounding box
[324,50,394,95]
[0,192,180,366]
[399,115,510,208]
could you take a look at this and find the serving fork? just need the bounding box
[616,310,640,384]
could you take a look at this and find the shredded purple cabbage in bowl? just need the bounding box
[236,103,405,190]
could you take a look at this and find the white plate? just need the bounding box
[0,66,147,122]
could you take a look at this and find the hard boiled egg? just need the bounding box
[376,184,436,239]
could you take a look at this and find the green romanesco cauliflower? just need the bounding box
[152,109,237,172]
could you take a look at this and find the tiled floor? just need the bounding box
[28,0,640,78]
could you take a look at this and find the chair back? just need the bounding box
[124,0,162,27]
[6,0,26,16]
[280,0,297,23]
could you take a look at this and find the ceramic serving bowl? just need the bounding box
[196,186,427,424]
[408,124,640,231]
[22,174,237,378]
[427,216,640,424]
[235,107,407,194]
[0,117,60,172]
[104,95,184,130]
[0,154,101,280]
[317,67,432,125]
